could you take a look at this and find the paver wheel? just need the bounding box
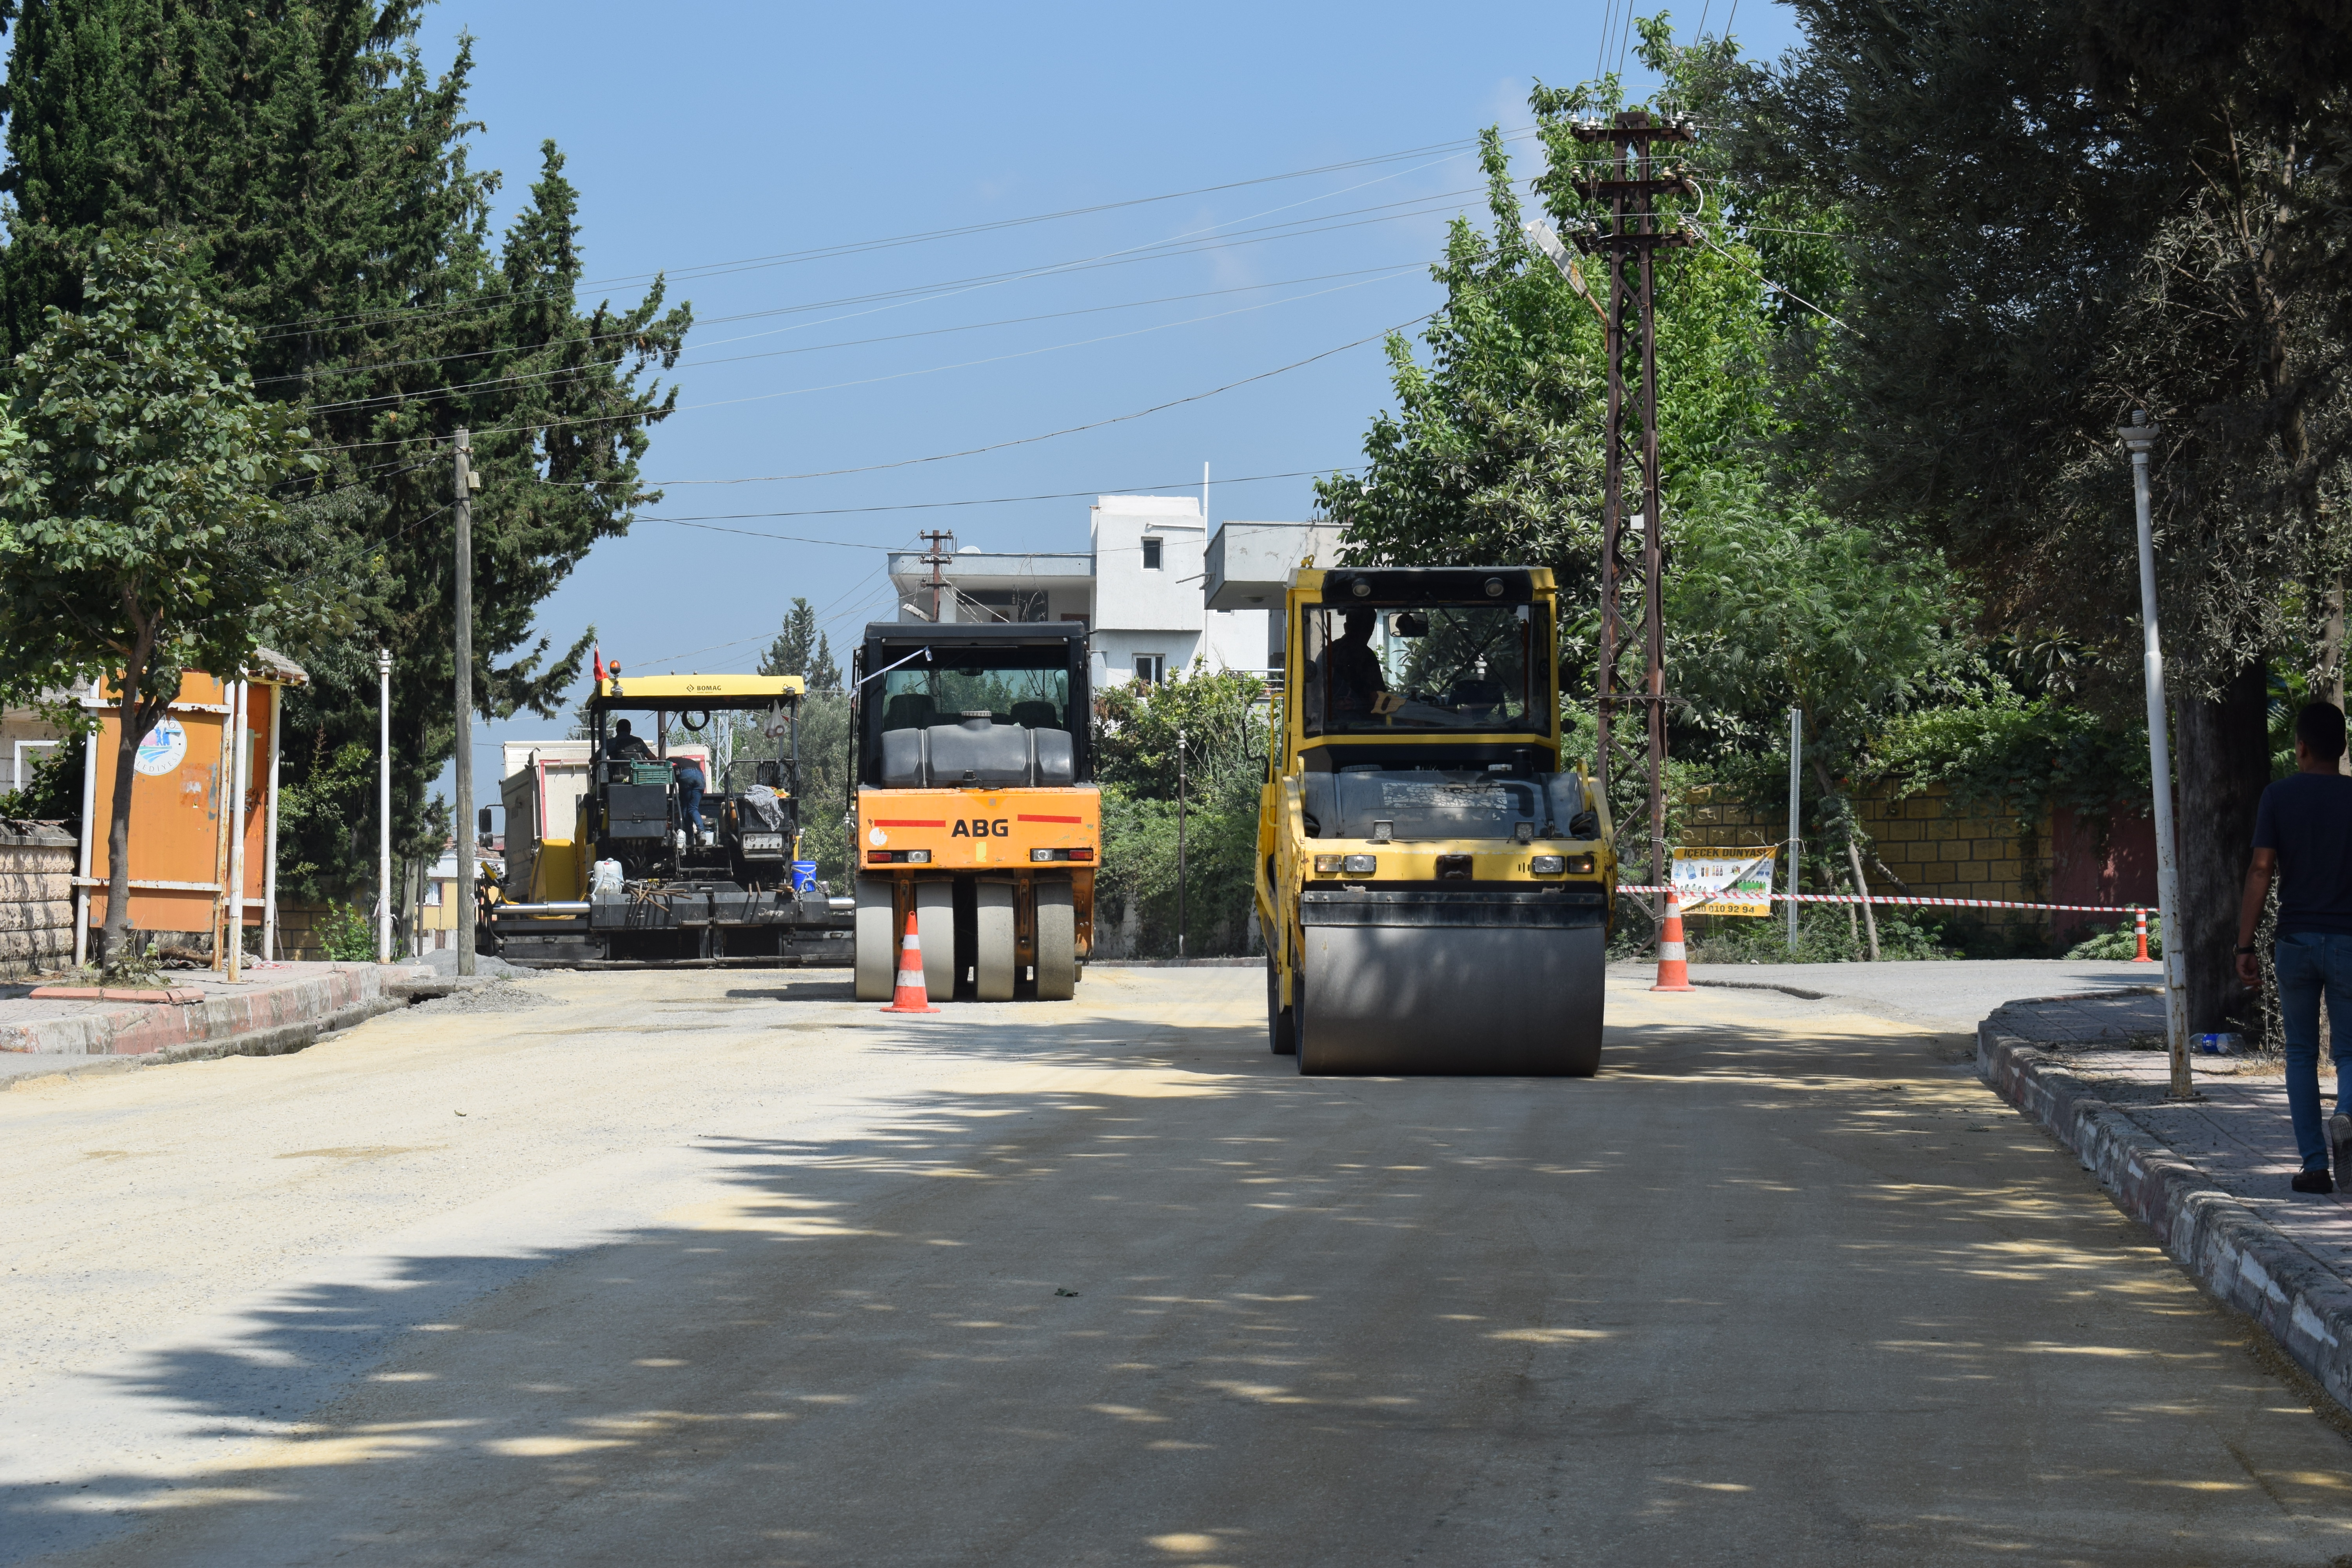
[854,878,896,1002]
[1035,880,1076,1001]
[1267,960,1296,1055]
[975,881,1016,1001]
[915,881,955,1001]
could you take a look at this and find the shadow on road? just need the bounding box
[8,983,2344,1566]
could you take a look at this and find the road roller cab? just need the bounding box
[850,622,1098,1004]
[1258,567,1617,1074]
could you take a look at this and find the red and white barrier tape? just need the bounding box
[1617,886,2142,915]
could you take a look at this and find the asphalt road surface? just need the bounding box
[2,965,2347,1566]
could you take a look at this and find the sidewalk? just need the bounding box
[1977,991,2352,1414]
[0,961,429,1085]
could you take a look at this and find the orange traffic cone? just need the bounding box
[2131,907,2154,964]
[880,912,940,1013]
[1651,889,1693,992]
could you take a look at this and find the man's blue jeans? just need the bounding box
[2273,931,2352,1170]
[676,766,706,844]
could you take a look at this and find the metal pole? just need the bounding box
[378,648,392,963]
[454,430,477,976]
[264,681,281,962]
[1788,707,1802,951]
[226,679,248,982]
[1636,122,1668,895]
[73,709,97,969]
[2120,412,2190,1099]
[1176,725,1187,960]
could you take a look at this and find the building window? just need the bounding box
[1134,654,1165,686]
[1142,537,1163,570]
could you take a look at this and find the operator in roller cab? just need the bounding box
[1261,567,1616,1076]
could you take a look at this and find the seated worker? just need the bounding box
[672,755,708,846]
[1326,609,1389,719]
[608,719,653,760]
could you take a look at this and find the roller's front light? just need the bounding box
[1342,854,1378,875]
[1313,855,1344,875]
[1530,855,1564,875]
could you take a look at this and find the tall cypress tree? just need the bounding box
[0,2,689,900]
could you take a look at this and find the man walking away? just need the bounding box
[2236,701,2352,1194]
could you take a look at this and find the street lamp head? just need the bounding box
[2118,408,2160,454]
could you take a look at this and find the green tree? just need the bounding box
[1729,0,2352,1024]
[0,3,689,907]
[1093,666,1268,956]
[761,597,841,691]
[1668,474,1965,956]
[0,238,322,958]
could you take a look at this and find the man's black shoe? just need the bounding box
[2293,1168,2336,1194]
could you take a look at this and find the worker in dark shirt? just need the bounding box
[2236,701,2352,1194]
[608,719,653,761]
[1325,610,1388,719]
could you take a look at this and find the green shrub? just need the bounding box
[318,902,377,962]
[2066,915,2161,961]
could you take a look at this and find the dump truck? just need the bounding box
[488,669,852,965]
[1259,566,1616,1074]
[850,621,1097,1002]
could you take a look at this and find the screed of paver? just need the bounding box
[3,969,2347,1567]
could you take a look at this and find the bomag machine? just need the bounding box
[851,621,1097,1003]
[1259,566,1616,1075]
[489,668,852,965]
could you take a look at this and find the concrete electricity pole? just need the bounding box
[454,429,478,977]
[2119,411,2190,1098]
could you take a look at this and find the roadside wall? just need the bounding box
[1683,784,2155,942]
[0,820,74,977]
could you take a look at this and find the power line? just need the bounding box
[259,134,1530,342]
[296,268,1421,421]
[258,262,1420,393]
[273,182,1483,407]
[310,313,1419,458]
[641,467,1353,532]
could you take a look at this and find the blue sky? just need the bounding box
[420,0,1804,803]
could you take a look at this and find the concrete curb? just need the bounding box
[1978,1025,2352,1414]
[0,964,428,1067]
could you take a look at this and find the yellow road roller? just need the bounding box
[1258,566,1616,1074]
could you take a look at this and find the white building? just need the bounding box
[886,495,1303,690]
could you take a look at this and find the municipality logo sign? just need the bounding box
[134,717,188,777]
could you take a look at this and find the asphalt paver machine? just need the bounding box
[490,670,853,966]
[851,621,1098,1003]
[1259,567,1617,1074]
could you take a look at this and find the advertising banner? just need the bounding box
[1671,846,1777,917]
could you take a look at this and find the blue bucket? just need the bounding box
[790,860,819,895]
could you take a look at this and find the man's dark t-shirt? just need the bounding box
[2252,772,2352,937]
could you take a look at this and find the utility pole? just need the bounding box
[454,429,478,977]
[919,530,956,623]
[377,649,392,962]
[2119,412,2190,1098]
[1568,110,1696,922]
[1176,726,1187,961]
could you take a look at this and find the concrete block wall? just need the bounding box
[0,820,77,977]
[1683,783,2051,931]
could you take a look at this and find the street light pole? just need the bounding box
[1787,707,1802,952]
[2120,411,2192,1099]
[1176,725,1187,961]
[454,430,477,978]
[377,648,392,963]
